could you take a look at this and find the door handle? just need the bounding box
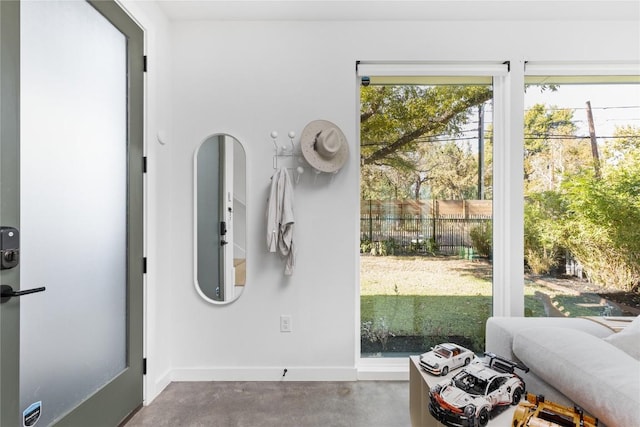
[1,284,46,304]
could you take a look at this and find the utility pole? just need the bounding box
[477,103,485,199]
[585,101,601,179]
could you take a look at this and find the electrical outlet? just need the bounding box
[280,315,292,332]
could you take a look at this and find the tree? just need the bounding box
[360,165,415,200]
[523,104,590,193]
[559,167,640,292]
[360,85,492,200]
[524,191,565,274]
[524,125,640,290]
[602,125,640,171]
[420,139,479,199]
[523,103,590,275]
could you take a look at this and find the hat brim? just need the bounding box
[300,120,349,173]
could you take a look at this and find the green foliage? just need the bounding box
[559,166,640,292]
[428,141,480,199]
[361,317,395,351]
[523,126,640,290]
[360,238,373,254]
[360,294,491,354]
[370,239,399,256]
[360,165,415,200]
[469,222,492,258]
[524,104,575,155]
[360,84,492,200]
[524,192,564,274]
[523,104,590,193]
[558,126,640,291]
[360,81,640,292]
[408,237,438,255]
[602,125,640,170]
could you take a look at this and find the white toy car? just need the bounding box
[419,343,476,376]
[428,353,528,427]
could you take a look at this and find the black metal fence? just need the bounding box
[360,214,492,255]
[360,199,492,256]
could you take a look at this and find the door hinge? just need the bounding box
[143,55,148,72]
[143,257,147,274]
[143,358,147,375]
[143,156,147,173]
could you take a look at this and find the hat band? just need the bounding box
[314,129,340,159]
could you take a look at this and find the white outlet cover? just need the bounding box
[280,315,292,332]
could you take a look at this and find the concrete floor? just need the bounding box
[124,381,410,427]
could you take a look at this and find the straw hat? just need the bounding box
[300,120,349,173]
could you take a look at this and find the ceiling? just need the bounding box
[156,0,640,22]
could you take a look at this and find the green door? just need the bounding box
[1,1,144,425]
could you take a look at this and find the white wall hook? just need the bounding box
[287,131,296,152]
[270,129,300,170]
[271,131,279,168]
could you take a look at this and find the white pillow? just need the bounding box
[604,316,640,360]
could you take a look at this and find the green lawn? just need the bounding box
[360,255,605,355]
[360,256,495,353]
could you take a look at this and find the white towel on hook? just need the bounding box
[266,167,295,275]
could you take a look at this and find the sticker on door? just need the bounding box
[23,401,41,427]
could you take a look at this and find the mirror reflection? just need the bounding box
[195,134,246,304]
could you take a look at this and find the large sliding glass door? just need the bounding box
[357,63,508,358]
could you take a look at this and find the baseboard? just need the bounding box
[149,364,408,394]
[144,369,172,405]
[356,366,409,381]
[357,357,410,381]
[170,366,359,382]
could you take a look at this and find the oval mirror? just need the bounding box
[194,134,246,304]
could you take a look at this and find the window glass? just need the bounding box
[360,81,494,357]
[523,79,640,318]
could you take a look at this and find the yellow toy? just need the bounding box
[512,393,598,427]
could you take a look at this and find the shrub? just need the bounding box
[470,222,492,258]
[360,238,372,254]
[560,170,640,292]
[524,192,564,274]
[371,239,398,256]
[408,237,438,255]
[524,166,640,291]
[361,317,396,351]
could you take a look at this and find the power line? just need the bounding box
[524,135,634,140]
[525,105,640,112]
[361,133,635,147]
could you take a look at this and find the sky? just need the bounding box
[524,84,640,138]
[454,83,640,148]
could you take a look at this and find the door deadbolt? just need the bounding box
[0,226,20,270]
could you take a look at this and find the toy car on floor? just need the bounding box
[419,343,477,376]
[512,393,599,427]
[428,352,529,427]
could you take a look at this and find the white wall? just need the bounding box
[122,0,640,404]
[118,0,174,403]
[166,17,639,380]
